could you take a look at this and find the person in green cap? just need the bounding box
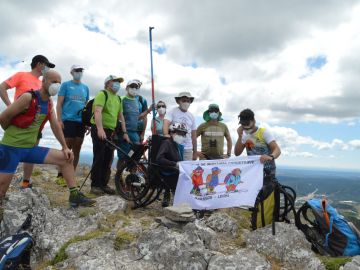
[196,104,232,160]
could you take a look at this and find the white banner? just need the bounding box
[173,156,264,210]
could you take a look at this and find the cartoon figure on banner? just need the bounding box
[206,167,221,194]
[190,166,204,196]
[224,168,243,192]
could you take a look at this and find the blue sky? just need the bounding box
[0,0,359,171]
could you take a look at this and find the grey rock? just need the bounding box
[184,220,220,251]
[208,249,271,270]
[95,195,126,214]
[245,222,325,270]
[341,255,360,270]
[164,204,196,222]
[137,224,214,269]
[206,212,238,235]
[155,216,186,229]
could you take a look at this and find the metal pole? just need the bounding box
[149,26,156,134]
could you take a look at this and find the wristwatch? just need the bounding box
[269,154,275,160]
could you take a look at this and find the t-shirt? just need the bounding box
[165,107,196,150]
[197,121,230,158]
[1,91,50,148]
[5,72,42,99]
[90,90,122,130]
[135,95,148,132]
[241,127,276,174]
[122,96,139,132]
[58,80,89,122]
[150,117,164,135]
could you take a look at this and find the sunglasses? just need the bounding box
[157,105,166,108]
[129,83,140,89]
[73,68,83,72]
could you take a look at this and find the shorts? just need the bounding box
[0,144,50,173]
[63,121,86,138]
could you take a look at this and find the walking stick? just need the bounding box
[149,26,157,134]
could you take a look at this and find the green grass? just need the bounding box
[114,230,136,250]
[319,256,351,270]
[51,229,106,265]
[31,168,42,177]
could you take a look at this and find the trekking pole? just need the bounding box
[149,26,157,134]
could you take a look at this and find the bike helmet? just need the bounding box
[169,123,188,135]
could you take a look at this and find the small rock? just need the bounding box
[164,205,195,222]
[341,255,360,270]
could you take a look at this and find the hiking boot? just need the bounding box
[162,190,171,207]
[90,186,105,196]
[102,185,116,195]
[19,178,32,189]
[69,191,96,207]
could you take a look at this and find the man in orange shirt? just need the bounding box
[0,55,55,188]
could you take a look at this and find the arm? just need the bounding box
[56,96,65,129]
[94,105,106,140]
[0,82,11,106]
[195,126,205,159]
[163,119,171,137]
[117,112,130,143]
[260,141,281,163]
[225,132,232,158]
[191,130,197,160]
[0,93,32,130]
[49,102,73,162]
[234,126,245,156]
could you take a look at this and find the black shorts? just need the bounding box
[63,121,86,138]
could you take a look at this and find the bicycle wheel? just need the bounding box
[115,161,150,201]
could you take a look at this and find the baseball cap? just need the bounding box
[71,65,84,71]
[126,79,142,88]
[31,55,55,68]
[104,75,124,84]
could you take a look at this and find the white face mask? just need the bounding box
[128,88,139,96]
[180,102,190,111]
[41,66,50,75]
[72,71,83,81]
[173,134,186,145]
[48,83,61,96]
[157,107,166,115]
[209,112,219,120]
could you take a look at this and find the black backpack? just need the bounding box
[80,90,108,126]
[250,170,296,235]
[0,215,33,270]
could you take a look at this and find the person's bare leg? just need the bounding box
[22,139,40,187]
[0,173,15,198]
[57,138,75,177]
[72,137,84,170]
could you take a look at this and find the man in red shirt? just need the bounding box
[0,55,55,188]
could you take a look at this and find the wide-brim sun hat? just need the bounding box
[175,91,194,103]
[203,103,223,122]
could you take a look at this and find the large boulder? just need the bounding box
[244,222,325,270]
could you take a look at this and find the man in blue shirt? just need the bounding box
[56,65,89,174]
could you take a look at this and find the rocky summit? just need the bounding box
[0,165,358,269]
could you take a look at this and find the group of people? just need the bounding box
[0,54,282,218]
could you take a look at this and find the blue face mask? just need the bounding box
[112,81,121,93]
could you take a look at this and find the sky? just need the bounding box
[0,0,359,171]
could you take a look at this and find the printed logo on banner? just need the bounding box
[174,156,263,210]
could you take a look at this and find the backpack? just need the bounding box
[80,90,122,126]
[295,198,360,256]
[250,171,296,235]
[0,215,34,270]
[10,90,52,130]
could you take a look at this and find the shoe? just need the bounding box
[162,190,171,207]
[102,185,116,195]
[20,181,33,189]
[69,191,96,207]
[90,187,105,196]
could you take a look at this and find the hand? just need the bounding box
[197,151,205,159]
[97,128,107,140]
[62,148,74,163]
[192,152,198,160]
[123,133,130,143]
[260,154,273,163]
[58,120,64,130]
[237,126,244,137]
